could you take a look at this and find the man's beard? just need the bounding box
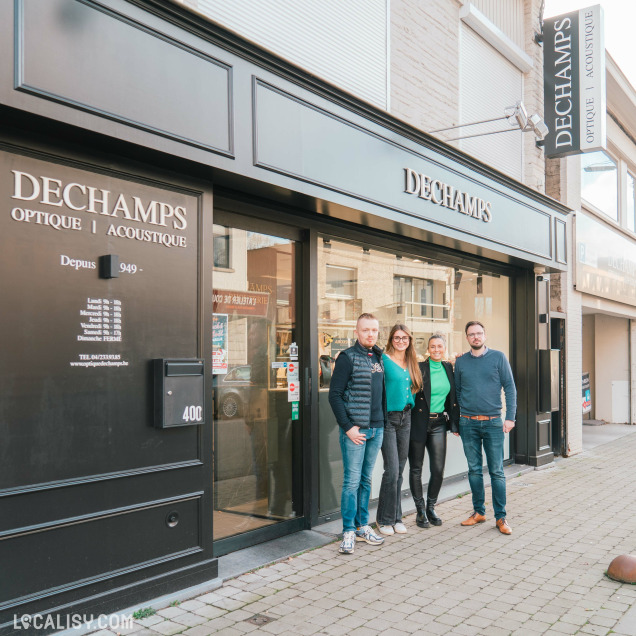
[469,342,483,350]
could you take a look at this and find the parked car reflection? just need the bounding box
[216,365,251,419]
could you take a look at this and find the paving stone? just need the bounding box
[547,621,581,634]
[156,607,187,619]
[588,614,620,628]
[195,592,223,604]
[170,613,208,628]
[180,625,217,636]
[148,621,185,635]
[578,625,611,635]
[192,605,227,620]
[433,613,464,626]
[135,615,165,627]
[178,600,206,612]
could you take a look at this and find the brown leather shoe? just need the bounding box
[496,518,512,535]
[461,511,486,526]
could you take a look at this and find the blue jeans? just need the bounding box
[459,416,506,519]
[339,426,384,532]
[376,410,411,525]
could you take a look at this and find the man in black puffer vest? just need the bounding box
[329,313,388,555]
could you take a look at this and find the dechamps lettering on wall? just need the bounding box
[403,168,493,222]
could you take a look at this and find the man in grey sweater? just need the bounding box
[454,320,517,535]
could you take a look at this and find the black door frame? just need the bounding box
[210,205,308,556]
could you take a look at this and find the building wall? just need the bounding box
[522,0,547,192]
[390,0,460,135]
[389,0,546,191]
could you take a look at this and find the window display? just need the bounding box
[317,237,510,515]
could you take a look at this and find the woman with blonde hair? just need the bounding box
[376,324,423,535]
[409,333,459,528]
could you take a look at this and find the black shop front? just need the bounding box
[0,0,570,632]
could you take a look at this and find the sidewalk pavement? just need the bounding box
[90,427,636,636]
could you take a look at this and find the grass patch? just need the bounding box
[132,607,156,620]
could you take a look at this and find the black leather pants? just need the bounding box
[408,419,447,509]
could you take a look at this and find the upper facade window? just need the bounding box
[581,150,618,221]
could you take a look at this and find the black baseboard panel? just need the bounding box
[0,558,218,636]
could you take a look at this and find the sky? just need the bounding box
[544,0,636,90]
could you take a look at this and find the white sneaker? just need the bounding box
[355,525,385,545]
[393,522,408,534]
[377,524,395,536]
[339,530,355,554]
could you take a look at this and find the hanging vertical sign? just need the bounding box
[543,4,606,158]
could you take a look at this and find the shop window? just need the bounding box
[317,237,511,517]
[581,151,618,221]
[627,172,636,233]
[213,224,231,269]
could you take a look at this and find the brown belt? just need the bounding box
[464,415,497,421]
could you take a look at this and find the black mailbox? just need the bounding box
[153,358,204,428]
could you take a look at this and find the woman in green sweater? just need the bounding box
[376,324,423,535]
[409,333,459,528]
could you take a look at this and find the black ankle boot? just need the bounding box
[426,498,442,526]
[416,507,430,528]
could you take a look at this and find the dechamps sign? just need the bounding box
[403,168,493,222]
[543,4,606,158]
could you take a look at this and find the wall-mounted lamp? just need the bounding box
[429,101,548,143]
[476,274,483,295]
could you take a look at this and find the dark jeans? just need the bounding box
[376,410,411,526]
[408,417,447,508]
[459,416,506,519]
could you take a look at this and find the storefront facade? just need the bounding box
[0,0,570,630]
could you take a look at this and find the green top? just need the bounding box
[429,359,451,413]
[382,353,415,411]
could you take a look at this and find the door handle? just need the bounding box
[304,367,312,406]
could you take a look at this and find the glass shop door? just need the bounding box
[211,215,303,552]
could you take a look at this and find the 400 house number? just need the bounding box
[182,405,203,423]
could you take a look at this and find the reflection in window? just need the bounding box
[393,276,448,319]
[213,224,231,269]
[581,151,618,220]
[326,265,356,298]
[628,173,636,233]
